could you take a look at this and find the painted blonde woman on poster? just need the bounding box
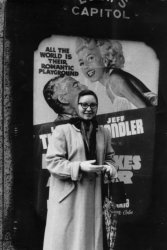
[75,37,157,113]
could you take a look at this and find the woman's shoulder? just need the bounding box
[110,68,132,77]
[107,69,126,89]
[98,125,110,135]
[97,125,113,143]
[109,69,130,84]
[53,123,73,133]
[53,122,81,133]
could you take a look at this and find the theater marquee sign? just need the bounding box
[71,0,130,19]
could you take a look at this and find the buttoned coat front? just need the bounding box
[43,123,116,250]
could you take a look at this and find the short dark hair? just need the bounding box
[78,89,98,105]
[43,76,65,114]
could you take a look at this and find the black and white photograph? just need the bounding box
[1,0,167,250]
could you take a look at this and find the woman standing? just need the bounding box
[43,89,117,250]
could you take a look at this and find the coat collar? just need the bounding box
[71,121,105,164]
[69,117,98,132]
[96,127,105,164]
[71,124,100,132]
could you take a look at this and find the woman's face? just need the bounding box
[77,47,105,82]
[77,95,98,120]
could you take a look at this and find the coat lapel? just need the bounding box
[96,127,105,165]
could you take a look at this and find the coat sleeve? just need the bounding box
[46,125,81,181]
[103,128,117,178]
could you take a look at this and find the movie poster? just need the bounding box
[34,35,158,124]
[33,35,158,227]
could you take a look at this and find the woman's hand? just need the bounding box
[103,164,117,178]
[80,160,104,174]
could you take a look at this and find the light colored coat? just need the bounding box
[43,123,116,250]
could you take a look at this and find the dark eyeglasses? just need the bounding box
[78,102,98,110]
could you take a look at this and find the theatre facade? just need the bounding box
[0,0,167,249]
